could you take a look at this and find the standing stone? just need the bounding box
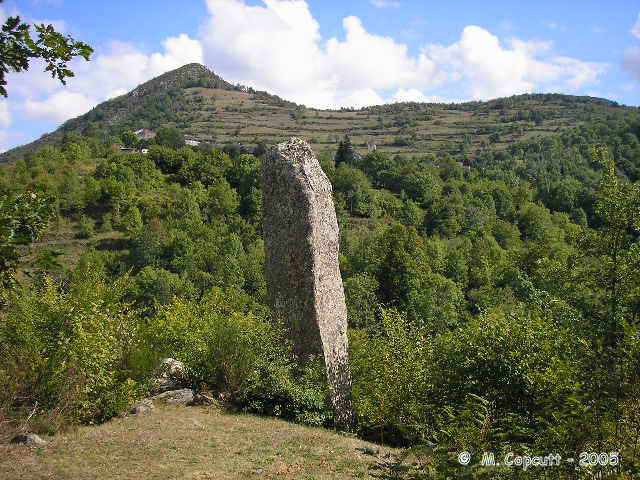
[262,137,355,431]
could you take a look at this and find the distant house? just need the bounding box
[120,147,149,155]
[367,142,377,153]
[134,128,155,140]
[184,135,201,147]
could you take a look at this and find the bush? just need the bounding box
[0,264,142,429]
[100,212,113,232]
[76,214,95,239]
[142,287,331,426]
[350,303,588,447]
[350,309,433,444]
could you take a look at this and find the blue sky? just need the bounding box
[1,0,639,152]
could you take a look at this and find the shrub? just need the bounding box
[76,214,95,239]
[143,287,331,426]
[350,309,433,444]
[0,264,142,429]
[100,212,113,232]
[430,305,584,417]
[350,303,589,448]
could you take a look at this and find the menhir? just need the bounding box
[262,137,355,431]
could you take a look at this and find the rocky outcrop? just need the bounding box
[129,389,196,416]
[262,137,355,431]
[151,389,195,406]
[153,358,188,394]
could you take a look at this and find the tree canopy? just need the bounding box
[0,0,93,97]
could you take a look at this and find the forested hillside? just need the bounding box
[1,63,634,165]
[1,65,640,478]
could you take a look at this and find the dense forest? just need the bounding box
[1,86,640,478]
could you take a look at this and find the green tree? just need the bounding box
[0,191,52,289]
[399,197,423,227]
[120,130,138,148]
[0,1,93,97]
[585,147,640,343]
[333,165,372,216]
[207,179,239,218]
[155,126,185,149]
[518,203,552,242]
[344,272,379,329]
[121,206,143,237]
[334,135,355,167]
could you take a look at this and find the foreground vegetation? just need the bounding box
[0,87,639,479]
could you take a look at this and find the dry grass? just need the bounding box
[0,405,408,480]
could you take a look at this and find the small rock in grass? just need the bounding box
[151,388,194,405]
[130,398,155,415]
[190,392,219,406]
[356,446,378,456]
[10,433,46,446]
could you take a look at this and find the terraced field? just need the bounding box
[176,85,616,159]
[1,62,628,164]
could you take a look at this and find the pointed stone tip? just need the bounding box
[273,137,314,157]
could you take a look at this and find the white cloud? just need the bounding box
[70,35,203,101]
[391,88,434,103]
[25,91,96,122]
[200,0,335,107]
[0,101,11,128]
[200,0,444,108]
[427,26,607,100]
[149,34,204,78]
[197,1,607,106]
[623,14,640,83]
[0,130,26,153]
[340,88,385,108]
[508,38,552,56]
[552,57,607,90]
[9,33,203,123]
[390,88,462,103]
[370,0,400,7]
[0,132,9,154]
[632,13,640,39]
[326,16,442,91]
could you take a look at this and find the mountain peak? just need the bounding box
[128,63,235,100]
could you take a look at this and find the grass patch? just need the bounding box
[0,405,405,480]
